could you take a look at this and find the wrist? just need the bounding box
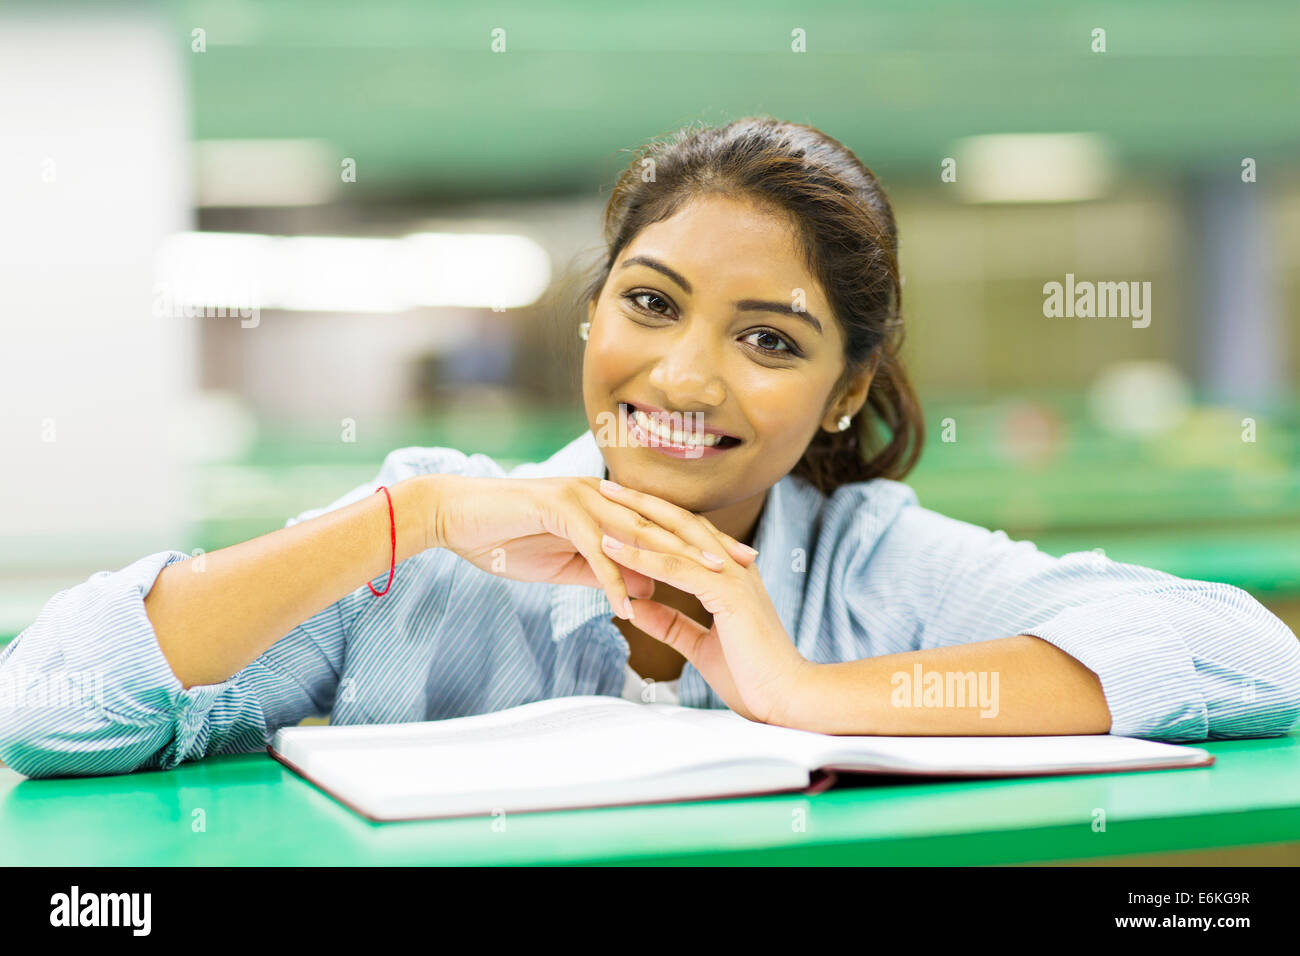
[783,658,892,736]
[418,473,458,552]
[382,474,436,557]
[770,659,822,730]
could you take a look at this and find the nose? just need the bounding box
[647,331,726,410]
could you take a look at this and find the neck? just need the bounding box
[700,487,768,548]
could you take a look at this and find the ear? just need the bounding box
[587,297,596,322]
[821,352,882,433]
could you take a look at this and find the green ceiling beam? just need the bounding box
[164,0,1300,197]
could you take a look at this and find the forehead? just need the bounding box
[619,194,824,299]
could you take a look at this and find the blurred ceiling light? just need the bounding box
[1087,360,1191,437]
[954,133,1113,203]
[194,139,338,207]
[154,231,552,312]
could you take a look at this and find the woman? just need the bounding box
[3,117,1299,779]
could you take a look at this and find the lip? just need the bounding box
[619,402,741,459]
[621,400,739,440]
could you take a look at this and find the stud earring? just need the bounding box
[578,321,590,341]
[837,415,851,431]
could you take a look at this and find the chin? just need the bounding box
[607,460,734,513]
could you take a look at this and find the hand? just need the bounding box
[596,479,811,726]
[427,475,759,620]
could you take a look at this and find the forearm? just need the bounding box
[784,635,1113,736]
[146,474,438,690]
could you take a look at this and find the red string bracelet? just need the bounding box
[370,485,396,597]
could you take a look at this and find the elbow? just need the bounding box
[0,703,72,778]
[0,667,172,779]
[0,724,73,780]
[1250,617,1300,736]
[0,710,171,779]
[0,554,199,778]
[1205,587,1300,739]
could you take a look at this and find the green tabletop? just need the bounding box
[4,732,1300,866]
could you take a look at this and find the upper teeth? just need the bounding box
[631,408,725,447]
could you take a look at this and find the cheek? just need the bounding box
[584,314,639,388]
[736,373,828,444]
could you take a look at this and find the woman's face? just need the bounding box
[583,193,864,515]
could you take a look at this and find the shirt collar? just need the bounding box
[546,430,824,644]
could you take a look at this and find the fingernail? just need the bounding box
[701,550,724,567]
[600,479,623,494]
[739,543,759,559]
[622,597,635,621]
[602,533,623,550]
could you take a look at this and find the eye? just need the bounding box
[741,328,798,356]
[622,290,675,317]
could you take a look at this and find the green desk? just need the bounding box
[4,733,1300,866]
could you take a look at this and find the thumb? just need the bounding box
[628,599,752,720]
[552,557,654,599]
[620,567,656,599]
[627,599,709,662]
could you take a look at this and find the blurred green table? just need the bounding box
[4,733,1300,865]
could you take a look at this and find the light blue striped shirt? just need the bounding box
[3,430,1300,778]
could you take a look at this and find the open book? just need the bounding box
[268,695,1215,821]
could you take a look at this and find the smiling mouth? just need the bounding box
[618,402,742,450]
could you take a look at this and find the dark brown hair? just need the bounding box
[582,116,924,494]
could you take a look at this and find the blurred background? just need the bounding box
[2,0,1299,646]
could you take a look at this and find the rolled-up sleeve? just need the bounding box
[849,503,1300,742]
[0,444,490,779]
[0,547,351,778]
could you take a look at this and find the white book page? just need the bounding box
[273,696,1213,818]
[811,733,1212,774]
[274,696,810,808]
[624,705,1213,774]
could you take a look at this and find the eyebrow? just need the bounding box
[618,255,824,335]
